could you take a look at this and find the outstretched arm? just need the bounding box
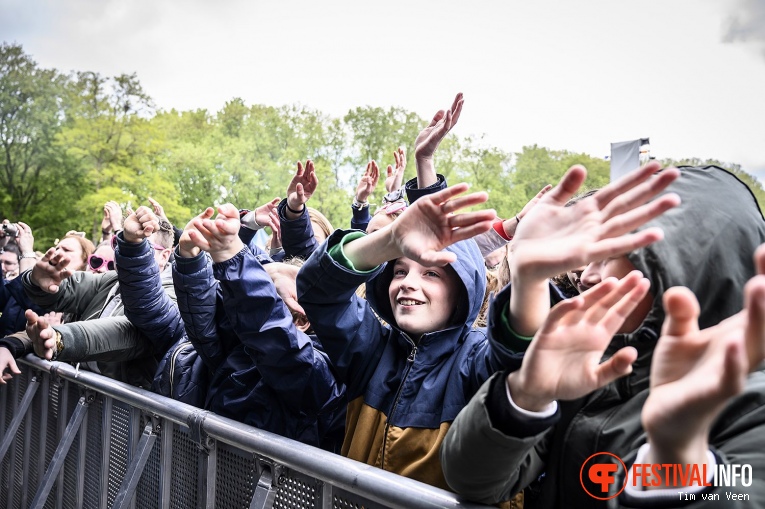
[414,93,463,189]
[507,162,680,337]
[341,183,495,269]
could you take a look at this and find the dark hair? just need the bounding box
[1,242,20,260]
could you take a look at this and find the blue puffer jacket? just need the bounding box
[296,230,518,489]
[239,198,319,262]
[0,275,45,336]
[114,234,209,407]
[172,245,346,452]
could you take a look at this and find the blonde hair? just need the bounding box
[307,207,334,239]
[60,234,96,265]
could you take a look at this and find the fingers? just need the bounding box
[425,183,474,208]
[595,163,675,212]
[600,169,681,221]
[447,220,496,244]
[755,244,765,276]
[387,164,393,178]
[428,109,446,127]
[448,207,497,227]
[295,160,305,177]
[596,274,651,331]
[743,274,765,370]
[584,227,666,264]
[661,287,701,338]
[216,203,240,220]
[595,346,638,386]
[536,184,553,197]
[25,309,40,326]
[600,193,681,239]
[450,93,464,126]
[370,161,380,182]
[544,165,587,205]
[440,191,490,214]
[417,250,457,267]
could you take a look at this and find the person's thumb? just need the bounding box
[661,287,701,338]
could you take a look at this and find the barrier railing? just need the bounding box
[1,355,489,509]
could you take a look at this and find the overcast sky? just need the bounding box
[3,0,765,178]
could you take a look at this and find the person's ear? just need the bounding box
[159,248,171,269]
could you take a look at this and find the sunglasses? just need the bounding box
[87,254,115,271]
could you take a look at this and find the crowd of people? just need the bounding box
[1,93,764,508]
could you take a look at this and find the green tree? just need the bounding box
[0,43,73,237]
[59,71,187,239]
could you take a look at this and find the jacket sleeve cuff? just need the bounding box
[0,336,27,358]
[327,231,379,273]
[404,174,447,204]
[486,370,560,438]
[173,248,209,274]
[115,231,152,258]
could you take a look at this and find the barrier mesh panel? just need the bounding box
[169,424,199,509]
[43,376,61,509]
[332,487,389,509]
[215,443,257,509]
[25,375,44,506]
[274,470,322,509]
[11,370,31,508]
[62,383,82,509]
[0,384,7,505]
[107,400,131,508]
[82,395,104,509]
[136,416,162,509]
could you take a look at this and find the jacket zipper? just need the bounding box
[379,333,417,470]
[169,341,190,395]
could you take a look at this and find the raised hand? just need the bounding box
[385,147,407,193]
[641,247,765,467]
[122,206,159,244]
[26,309,58,360]
[187,204,244,263]
[286,160,319,216]
[414,93,463,162]
[264,262,306,316]
[502,184,553,238]
[101,201,123,233]
[43,311,64,326]
[254,197,281,231]
[0,347,21,384]
[510,162,681,282]
[31,246,74,293]
[507,271,650,411]
[389,183,495,267]
[355,161,380,203]
[147,197,168,221]
[178,208,214,259]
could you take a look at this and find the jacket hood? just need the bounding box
[616,166,765,381]
[366,239,487,336]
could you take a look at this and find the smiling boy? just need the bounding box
[297,180,669,490]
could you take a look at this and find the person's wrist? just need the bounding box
[507,372,553,413]
[285,201,304,215]
[209,240,245,264]
[122,230,143,244]
[21,252,36,259]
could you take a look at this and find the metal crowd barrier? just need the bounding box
[1,355,489,509]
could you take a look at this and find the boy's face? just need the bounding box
[388,257,460,338]
[580,255,653,334]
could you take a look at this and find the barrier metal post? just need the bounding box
[112,422,158,509]
[29,393,91,509]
